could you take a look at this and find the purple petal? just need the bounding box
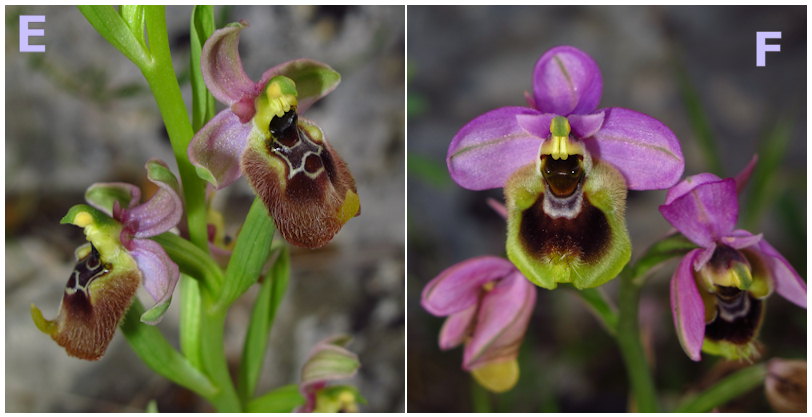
[568,111,605,138]
[757,240,806,308]
[129,238,179,324]
[258,59,341,113]
[421,256,517,316]
[670,249,705,361]
[516,113,556,139]
[721,229,763,250]
[587,107,684,190]
[201,22,257,105]
[486,198,508,220]
[188,110,252,189]
[84,182,141,217]
[693,245,715,271]
[464,271,536,370]
[659,178,737,247]
[438,304,476,350]
[128,160,183,238]
[664,173,722,205]
[447,107,543,190]
[532,46,603,115]
[734,154,758,195]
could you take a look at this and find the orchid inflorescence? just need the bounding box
[424,44,805,400]
[30,7,363,413]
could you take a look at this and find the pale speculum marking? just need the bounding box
[268,109,325,180]
[65,244,110,296]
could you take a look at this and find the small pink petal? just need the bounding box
[671,249,705,361]
[722,229,763,250]
[439,304,476,350]
[422,256,517,316]
[201,22,258,105]
[188,110,252,190]
[568,111,605,138]
[464,271,536,370]
[533,46,603,115]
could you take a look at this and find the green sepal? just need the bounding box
[85,184,136,214]
[505,159,631,289]
[140,296,171,324]
[279,61,341,106]
[146,159,181,195]
[246,384,305,413]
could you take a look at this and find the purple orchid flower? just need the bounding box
[189,22,360,249]
[447,45,684,290]
[422,256,536,393]
[31,159,181,360]
[659,168,806,361]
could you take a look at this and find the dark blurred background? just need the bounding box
[6,5,404,412]
[407,5,805,412]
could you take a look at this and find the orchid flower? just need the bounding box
[422,256,537,393]
[189,22,360,249]
[447,46,684,289]
[31,160,182,360]
[659,169,806,361]
[297,335,363,413]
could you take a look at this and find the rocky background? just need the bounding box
[408,5,805,412]
[6,5,404,412]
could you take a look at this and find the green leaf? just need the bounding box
[179,274,204,370]
[119,5,146,49]
[217,198,276,309]
[674,364,766,412]
[120,299,217,398]
[407,153,453,189]
[674,59,723,175]
[246,384,305,413]
[741,118,793,230]
[238,247,291,402]
[78,6,151,70]
[151,232,223,295]
[190,5,216,131]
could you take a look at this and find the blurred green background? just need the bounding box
[407,5,805,412]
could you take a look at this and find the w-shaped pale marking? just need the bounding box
[268,109,326,180]
[65,244,110,297]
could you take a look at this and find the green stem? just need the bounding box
[120,300,217,398]
[613,234,696,412]
[199,301,242,411]
[152,232,223,294]
[141,6,209,252]
[573,287,618,336]
[674,364,766,412]
[616,269,659,412]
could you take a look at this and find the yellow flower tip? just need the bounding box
[337,190,361,225]
[482,281,496,292]
[471,359,520,393]
[337,391,359,412]
[30,304,57,336]
[73,211,94,228]
[540,117,584,161]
